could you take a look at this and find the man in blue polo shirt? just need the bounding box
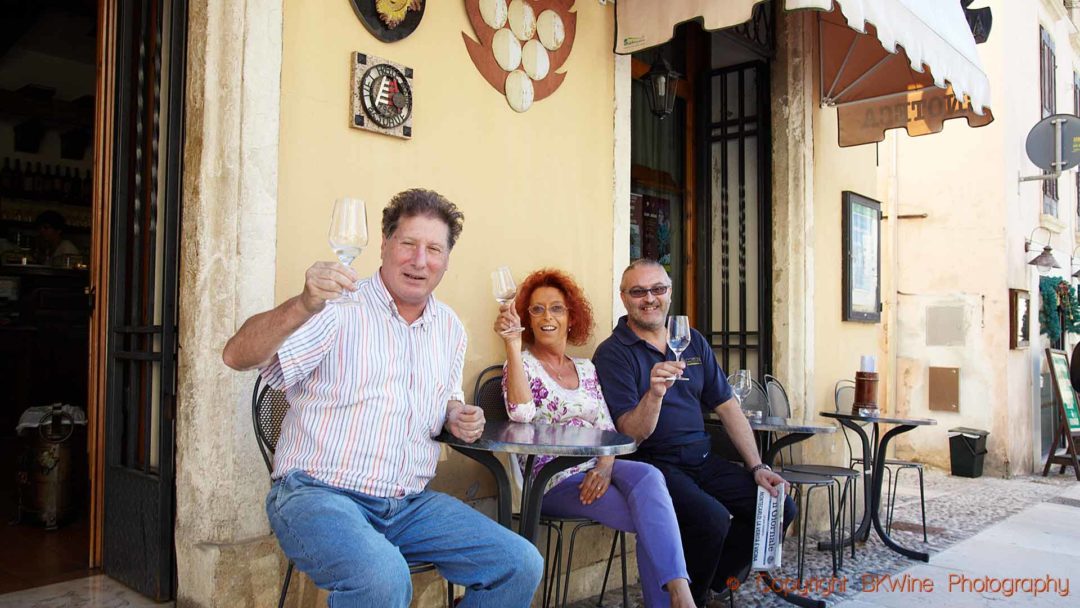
[593,259,797,606]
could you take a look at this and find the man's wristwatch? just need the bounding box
[749,463,771,474]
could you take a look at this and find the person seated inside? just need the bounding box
[35,211,79,266]
[593,259,797,606]
[223,189,543,608]
[494,268,695,608]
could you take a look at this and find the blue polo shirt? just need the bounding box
[593,316,734,452]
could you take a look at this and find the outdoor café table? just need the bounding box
[435,420,636,544]
[704,415,836,467]
[818,411,937,561]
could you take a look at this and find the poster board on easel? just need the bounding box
[1043,349,1080,480]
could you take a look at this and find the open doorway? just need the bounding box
[0,0,99,593]
[628,3,774,380]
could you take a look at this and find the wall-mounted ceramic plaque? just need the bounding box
[350,52,414,139]
[351,1,426,43]
[463,0,576,112]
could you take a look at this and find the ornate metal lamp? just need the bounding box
[1026,227,1060,275]
[644,52,680,119]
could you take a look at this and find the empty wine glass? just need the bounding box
[327,197,368,305]
[666,315,691,381]
[731,369,752,407]
[492,266,524,334]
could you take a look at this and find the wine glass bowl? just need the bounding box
[731,369,753,408]
[666,315,691,381]
[327,198,368,305]
[492,266,524,334]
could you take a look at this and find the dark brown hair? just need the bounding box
[382,189,465,249]
[516,268,594,346]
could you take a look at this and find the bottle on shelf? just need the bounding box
[21,160,34,199]
[32,162,45,200]
[0,158,13,196]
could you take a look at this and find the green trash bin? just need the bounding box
[948,427,989,478]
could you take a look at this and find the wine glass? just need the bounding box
[666,315,691,381]
[327,197,368,305]
[492,266,524,334]
[731,369,752,407]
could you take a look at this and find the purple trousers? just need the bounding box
[541,459,689,608]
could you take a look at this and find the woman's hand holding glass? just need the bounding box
[493,303,524,345]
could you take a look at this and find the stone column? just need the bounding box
[770,9,815,423]
[175,0,283,606]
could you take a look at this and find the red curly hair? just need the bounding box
[515,268,594,346]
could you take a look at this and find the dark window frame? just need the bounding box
[1041,26,1058,215]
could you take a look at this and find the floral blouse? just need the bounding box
[501,350,617,492]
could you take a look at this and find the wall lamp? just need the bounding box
[644,52,680,119]
[1026,227,1060,274]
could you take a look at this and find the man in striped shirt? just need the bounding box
[224,189,543,607]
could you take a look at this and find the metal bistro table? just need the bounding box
[704,415,836,467]
[436,420,636,544]
[819,411,937,561]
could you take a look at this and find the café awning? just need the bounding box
[614,0,993,146]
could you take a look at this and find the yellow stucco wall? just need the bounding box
[276,1,616,401]
[274,3,617,604]
[811,106,888,425]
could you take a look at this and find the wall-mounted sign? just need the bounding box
[462,0,577,112]
[836,86,993,147]
[350,52,413,139]
[351,0,425,43]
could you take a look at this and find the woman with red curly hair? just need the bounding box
[494,269,694,608]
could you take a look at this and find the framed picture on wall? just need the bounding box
[1010,289,1031,349]
[842,191,882,323]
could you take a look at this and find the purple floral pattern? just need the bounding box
[502,351,617,492]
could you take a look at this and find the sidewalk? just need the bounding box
[567,467,1078,607]
[833,479,1080,608]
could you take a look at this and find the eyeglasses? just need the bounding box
[623,285,670,299]
[527,304,568,317]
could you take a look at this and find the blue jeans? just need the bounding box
[266,470,543,608]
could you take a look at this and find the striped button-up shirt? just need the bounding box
[260,270,467,498]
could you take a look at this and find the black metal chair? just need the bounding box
[251,377,454,608]
[764,374,859,568]
[834,380,927,542]
[473,365,628,608]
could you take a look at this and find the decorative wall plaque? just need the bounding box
[350,52,414,139]
[462,0,577,112]
[351,1,426,43]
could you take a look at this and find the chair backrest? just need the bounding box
[251,376,290,474]
[834,379,855,414]
[473,364,510,422]
[763,374,791,418]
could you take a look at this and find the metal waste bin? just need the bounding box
[948,427,989,478]
[17,404,85,529]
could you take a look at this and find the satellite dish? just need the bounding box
[1025,113,1080,172]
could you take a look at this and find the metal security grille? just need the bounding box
[102,0,185,599]
[698,61,772,381]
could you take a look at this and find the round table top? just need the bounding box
[821,411,938,426]
[704,414,836,434]
[436,420,637,457]
[749,416,837,434]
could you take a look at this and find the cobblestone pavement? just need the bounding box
[564,468,1075,608]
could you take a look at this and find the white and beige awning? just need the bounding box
[615,0,994,146]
